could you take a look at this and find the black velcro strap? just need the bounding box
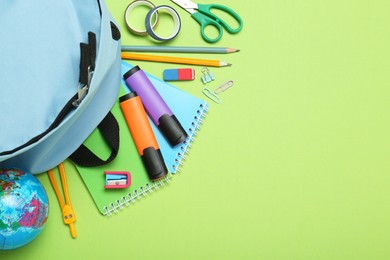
[69,111,119,167]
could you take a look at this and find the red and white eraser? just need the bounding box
[163,68,195,81]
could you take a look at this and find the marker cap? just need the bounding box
[158,114,188,146]
[141,147,167,181]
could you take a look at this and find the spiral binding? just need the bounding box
[102,173,172,216]
[172,103,208,173]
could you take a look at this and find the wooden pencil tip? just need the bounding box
[219,61,230,67]
[220,62,232,67]
[227,48,240,53]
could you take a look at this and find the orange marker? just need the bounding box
[119,92,168,181]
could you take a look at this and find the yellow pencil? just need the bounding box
[121,52,231,67]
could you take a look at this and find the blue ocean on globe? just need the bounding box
[0,169,49,250]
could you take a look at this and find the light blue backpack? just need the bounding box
[0,0,121,174]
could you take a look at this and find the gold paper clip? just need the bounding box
[202,88,221,104]
[214,80,234,94]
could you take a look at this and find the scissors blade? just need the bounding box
[171,0,198,14]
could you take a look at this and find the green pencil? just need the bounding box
[121,45,240,54]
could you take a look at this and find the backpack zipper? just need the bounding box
[73,32,96,107]
[0,94,78,156]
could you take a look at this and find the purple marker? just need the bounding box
[123,66,188,146]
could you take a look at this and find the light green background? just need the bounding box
[2,0,390,259]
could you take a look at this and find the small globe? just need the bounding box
[0,169,49,250]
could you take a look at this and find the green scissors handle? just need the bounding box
[191,3,243,43]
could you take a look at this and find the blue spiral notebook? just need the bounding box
[75,61,208,215]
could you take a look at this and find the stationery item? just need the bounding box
[202,80,234,103]
[121,52,231,67]
[214,80,234,94]
[202,88,221,104]
[124,0,158,36]
[145,5,181,41]
[170,0,243,43]
[76,61,208,215]
[123,66,188,146]
[48,163,77,238]
[201,67,215,84]
[121,45,240,54]
[119,92,168,180]
[104,171,131,189]
[163,68,195,81]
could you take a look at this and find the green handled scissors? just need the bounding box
[171,0,243,43]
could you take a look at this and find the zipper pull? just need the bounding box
[73,43,90,107]
[73,32,97,107]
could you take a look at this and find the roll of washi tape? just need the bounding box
[124,0,159,36]
[145,5,181,41]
